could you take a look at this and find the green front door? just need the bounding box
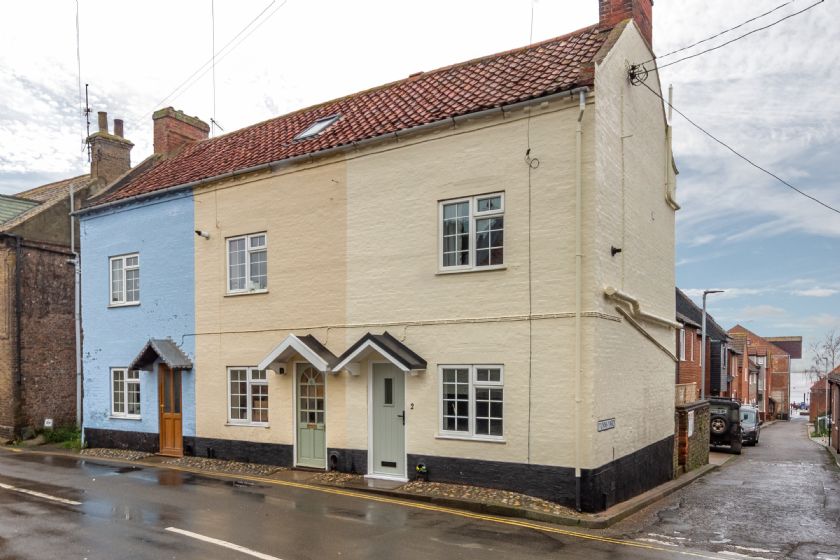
[297,364,326,468]
[372,363,405,477]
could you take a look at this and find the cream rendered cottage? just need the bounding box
[91,0,678,512]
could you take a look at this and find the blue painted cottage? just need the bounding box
[79,109,206,456]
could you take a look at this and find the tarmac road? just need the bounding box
[0,449,726,560]
[608,417,840,559]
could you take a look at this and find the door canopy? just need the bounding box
[332,331,426,375]
[258,334,337,374]
[129,338,193,372]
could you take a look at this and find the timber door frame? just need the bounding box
[367,360,408,481]
[158,364,183,457]
[293,361,327,469]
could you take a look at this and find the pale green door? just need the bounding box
[297,364,326,468]
[372,363,405,477]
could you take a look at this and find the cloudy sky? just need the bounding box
[1,0,838,370]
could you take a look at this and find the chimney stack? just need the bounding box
[599,0,653,48]
[86,112,133,186]
[152,107,210,159]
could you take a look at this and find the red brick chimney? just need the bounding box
[87,111,133,185]
[152,107,210,159]
[599,0,653,48]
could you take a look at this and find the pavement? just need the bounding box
[605,417,840,559]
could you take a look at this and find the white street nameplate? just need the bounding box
[597,418,616,432]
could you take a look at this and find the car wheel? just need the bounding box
[731,437,742,454]
[710,416,729,435]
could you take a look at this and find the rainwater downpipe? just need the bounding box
[573,88,587,512]
[70,185,83,440]
[0,233,23,437]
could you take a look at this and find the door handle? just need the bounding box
[397,411,405,425]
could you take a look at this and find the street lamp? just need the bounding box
[700,289,724,399]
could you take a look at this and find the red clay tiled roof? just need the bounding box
[96,24,612,206]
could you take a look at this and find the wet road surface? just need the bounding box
[609,417,840,559]
[0,449,725,560]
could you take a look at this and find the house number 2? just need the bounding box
[410,403,414,410]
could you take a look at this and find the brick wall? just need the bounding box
[18,243,76,431]
[674,401,710,475]
[810,378,828,423]
[0,240,76,440]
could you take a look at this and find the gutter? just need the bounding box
[74,86,594,217]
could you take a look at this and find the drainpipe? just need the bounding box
[0,233,23,438]
[573,88,587,512]
[70,185,83,440]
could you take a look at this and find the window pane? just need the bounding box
[228,239,246,291]
[112,370,125,414]
[127,380,141,416]
[125,267,140,302]
[173,372,181,414]
[476,249,490,267]
[476,217,503,267]
[111,259,124,302]
[229,369,248,420]
[125,256,138,267]
[249,249,267,290]
[442,202,470,268]
[441,367,469,432]
[477,196,502,212]
[475,385,503,436]
[250,235,266,248]
[384,377,393,406]
[252,383,268,423]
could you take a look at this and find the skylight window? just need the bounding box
[295,115,340,140]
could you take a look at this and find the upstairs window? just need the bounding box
[439,193,504,271]
[295,115,340,140]
[679,328,686,361]
[227,233,267,293]
[110,253,139,306]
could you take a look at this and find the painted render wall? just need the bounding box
[589,22,676,468]
[81,191,196,439]
[188,23,675,479]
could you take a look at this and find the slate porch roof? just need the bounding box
[129,338,193,371]
[333,331,427,372]
[92,23,618,207]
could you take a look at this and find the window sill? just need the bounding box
[224,290,269,298]
[225,422,270,428]
[108,302,141,309]
[436,265,507,276]
[435,433,505,443]
[109,415,142,421]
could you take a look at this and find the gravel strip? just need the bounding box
[161,456,285,477]
[308,471,363,486]
[401,480,578,516]
[80,448,154,461]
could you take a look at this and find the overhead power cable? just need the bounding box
[643,0,824,71]
[639,0,797,66]
[136,0,287,121]
[635,79,840,216]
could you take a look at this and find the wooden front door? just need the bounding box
[296,363,326,468]
[158,364,183,457]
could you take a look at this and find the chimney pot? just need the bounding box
[114,119,124,138]
[98,111,108,133]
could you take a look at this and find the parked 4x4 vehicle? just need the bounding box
[740,404,761,446]
[709,397,742,454]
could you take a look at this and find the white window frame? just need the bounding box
[439,364,504,440]
[438,192,505,272]
[111,367,141,419]
[109,253,140,306]
[226,232,268,294]
[679,328,686,361]
[227,367,269,426]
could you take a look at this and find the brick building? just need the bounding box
[0,111,132,440]
[809,377,828,423]
[675,288,730,399]
[728,325,801,421]
[828,367,839,453]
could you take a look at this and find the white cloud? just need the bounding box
[794,288,839,298]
